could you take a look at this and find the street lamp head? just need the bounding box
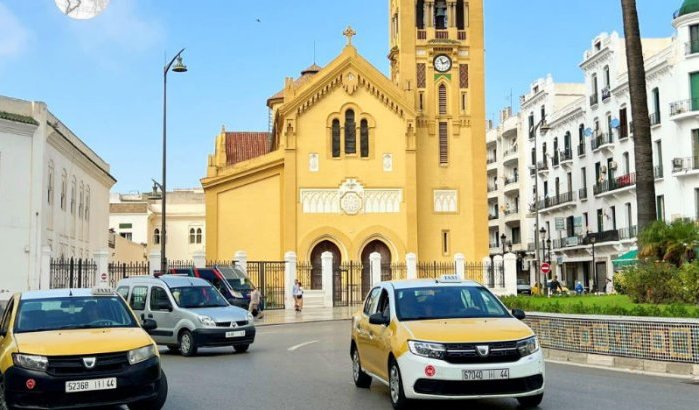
[546,238,551,247]
[172,55,188,73]
[500,233,506,242]
[539,227,547,239]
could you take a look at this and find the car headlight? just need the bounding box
[247,312,254,322]
[408,340,446,360]
[517,336,540,357]
[127,345,157,365]
[198,315,216,327]
[13,354,48,372]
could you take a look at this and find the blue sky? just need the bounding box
[0,0,678,192]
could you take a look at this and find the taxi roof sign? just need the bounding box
[438,274,462,283]
[91,287,114,296]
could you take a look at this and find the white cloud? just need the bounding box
[0,3,30,58]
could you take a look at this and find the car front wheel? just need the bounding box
[389,360,409,409]
[234,344,249,353]
[351,347,371,388]
[178,330,198,357]
[129,371,168,410]
[0,378,16,410]
[517,392,544,408]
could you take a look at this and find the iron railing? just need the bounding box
[334,262,364,307]
[579,187,588,200]
[247,261,287,310]
[535,191,577,210]
[559,149,573,163]
[649,112,661,126]
[601,87,611,101]
[594,172,636,195]
[654,165,664,179]
[577,143,586,156]
[670,98,699,116]
[590,93,599,106]
[591,133,613,150]
[381,263,407,282]
[504,175,519,185]
[417,261,456,279]
[50,258,97,289]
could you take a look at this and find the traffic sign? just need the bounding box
[100,272,108,281]
[540,263,551,274]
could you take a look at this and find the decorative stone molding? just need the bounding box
[434,190,458,213]
[301,179,402,215]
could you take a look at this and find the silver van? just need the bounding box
[116,275,255,356]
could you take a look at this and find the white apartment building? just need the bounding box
[0,96,115,293]
[109,189,206,261]
[506,5,699,291]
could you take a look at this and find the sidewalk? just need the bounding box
[253,306,356,326]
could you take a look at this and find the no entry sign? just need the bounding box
[540,263,551,274]
[100,272,108,281]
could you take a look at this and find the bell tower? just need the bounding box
[390,0,487,261]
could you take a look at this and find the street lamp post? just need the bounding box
[160,49,188,275]
[590,236,597,293]
[530,118,550,293]
[546,238,552,264]
[539,226,547,294]
[500,233,507,255]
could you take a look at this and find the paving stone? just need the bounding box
[615,357,644,370]
[587,354,614,367]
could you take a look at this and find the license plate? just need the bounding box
[65,377,117,393]
[226,330,245,338]
[462,369,510,381]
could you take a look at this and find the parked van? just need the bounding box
[168,267,252,309]
[116,276,255,356]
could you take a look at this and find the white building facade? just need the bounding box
[0,96,115,293]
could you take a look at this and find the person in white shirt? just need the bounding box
[292,280,304,312]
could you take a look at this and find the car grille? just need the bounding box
[215,320,249,327]
[443,341,521,364]
[414,374,543,396]
[47,352,130,376]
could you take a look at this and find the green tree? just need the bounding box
[638,220,699,266]
[621,0,657,230]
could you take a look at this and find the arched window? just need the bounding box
[345,110,356,154]
[360,119,369,158]
[60,170,67,211]
[196,228,203,244]
[70,177,76,215]
[435,0,447,29]
[47,162,54,206]
[332,119,341,158]
[438,84,447,115]
[84,186,90,221]
[78,182,84,219]
[189,228,196,244]
[456,0,465,29]
[154,229,161,245]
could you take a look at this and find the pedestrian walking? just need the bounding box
[292,279,304,312]
[249,286,263,319]
[549,276,563,296]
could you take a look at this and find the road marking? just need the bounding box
[288,340,319,351]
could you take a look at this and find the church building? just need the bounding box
[202,0,487,271]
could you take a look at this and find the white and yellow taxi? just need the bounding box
[350,276,544,409]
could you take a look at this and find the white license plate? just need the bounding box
[65,377,117,393]
[226,330,245,338]
[462,369,510,381]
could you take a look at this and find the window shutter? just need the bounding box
[345,110,356,154]
[439,122,448,164]
[439,85,447,115]
[360,120,369,158]
[332,119,341,157]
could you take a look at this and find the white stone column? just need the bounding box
[234,250,248,273]
[193,251,206,269]
[370,252,382,286]
[321,251,334,308]
[406,253,417,280]
[284,251,297,311]
[93,249,110,287]
[503,253,518,296]
[39,246,52,290]
[454,253,465,280]
[481,256,492,287]
[148,250,160,276]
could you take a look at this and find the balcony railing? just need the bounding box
[489,242,499,249]
[536,159,548,171]
[504,175,519,186]
[536,191,577,210]
[591,132,613,150]
[560,149,573,163]
[593,172,636,195]
[590,93,599,106]
[503,146,518,158]
[654,165,664,179]
[601,87,611,102]
[685,40,699,55]
[488,213,499,220]
[618,226,638,240]
[458,31,467,40]
[672,157,699,173]
[584,230,620,244]
[487,156,497,164]
[487,184,499,193]
[578,143,586,156]
[649,112,661,126]
[670,98,699,116]
[503,207,520,216]
[552,236,583,249]
[435,30,449,39]
[579,187,588,200]
[417,30,427,40]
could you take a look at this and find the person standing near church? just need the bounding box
[292,279,304,312]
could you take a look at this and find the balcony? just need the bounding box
[552,236,583,249]
[417,30,427,40]
[654,165,664,179]
[487,156,497,165]
[560,149,573,166]
[487,183,499,193]
[577,143,586,157]
[671,157,699,176]
[601,86,611,102]
[669,98,699,119]
[591,133,614,151]
[649,112,661,126]
[583,230,620,244]
[552,151,560,167]
[503,207,520,218]
[590,93,599,107]
[594,172,636,196]
[488,213,499,221]
[435,30,449,39]
[579,187,588,200]
[618,226,638,241]
[536,159,549,174]
[458,31,467,40]
[503,146,518,165]
[535,191,577,211]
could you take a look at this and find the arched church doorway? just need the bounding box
[310,240,341,290]
[360,239,392,296]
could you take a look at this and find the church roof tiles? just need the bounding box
[225,132,271,166]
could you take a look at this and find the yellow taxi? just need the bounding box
[0,288,168,409]
[350,276,544,409]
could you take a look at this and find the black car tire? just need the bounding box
[178,330,198,357]
[389,359,410,410]
[165,345,180,354]
[517,393,544,408]
[0,377,16,410]
[351,347,372,388]
[129,371,168,410]
[234,344,249,353]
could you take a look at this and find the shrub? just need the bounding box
[621,262,682,304]
[678,261,699,304]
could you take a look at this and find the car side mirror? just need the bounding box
[141,319,158,332]
[369,313,389,326]
[157,301,173,312]
[512,309,526,320]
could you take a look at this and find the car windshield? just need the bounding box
[395,286,510,321]
[218,267,254,291]
[170,286,229,308]
[14,296,137,333]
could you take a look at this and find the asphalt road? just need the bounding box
[157,320,698,410]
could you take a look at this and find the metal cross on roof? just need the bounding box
[343,26,357,45]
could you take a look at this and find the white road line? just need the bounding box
[288,340,319,351]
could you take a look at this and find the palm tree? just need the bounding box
[638,220,699,266]
[621,0,656,230]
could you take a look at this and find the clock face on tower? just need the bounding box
[434,55,452,73]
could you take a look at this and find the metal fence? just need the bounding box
[247,261,286,310]
[483,263,504,288]
[50,258,97,289]
[416,261,456,279]
[296,261,313,289]
[107,262,150,287]
[333,262,364,307]
[381,262,407,281]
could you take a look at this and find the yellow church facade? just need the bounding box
[202,0,487,270]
